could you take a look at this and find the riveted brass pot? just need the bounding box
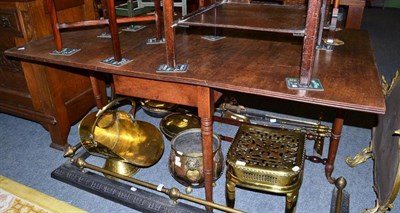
[168,128,224,190]
[78,97,164,176]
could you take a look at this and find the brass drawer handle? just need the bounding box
[1,16,11,28]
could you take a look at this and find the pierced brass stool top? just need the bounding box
[227,123,306,192]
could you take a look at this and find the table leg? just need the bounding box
[88,71,104,109]
[325,109,345,184]
[197,87,214,210]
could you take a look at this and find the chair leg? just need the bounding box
[182,0,187,16]
[285,191,299,213]
[46,0,62,51]
[105,0,122,62]
[226,179,236,208]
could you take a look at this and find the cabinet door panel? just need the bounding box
[0,62,28,92]
[0,9,22,37]
[0,8,29,102]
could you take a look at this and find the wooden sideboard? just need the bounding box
[0,0,107,150]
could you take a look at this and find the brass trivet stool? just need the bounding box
[226,123,306,213]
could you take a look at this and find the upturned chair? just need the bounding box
[45,0,162,62]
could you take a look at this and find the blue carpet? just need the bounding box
[1,106,399,213]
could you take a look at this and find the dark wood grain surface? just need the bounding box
[5,26,385,114]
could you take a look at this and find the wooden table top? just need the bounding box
[5,26,385,114]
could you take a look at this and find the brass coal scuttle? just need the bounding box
[78,97,164,176]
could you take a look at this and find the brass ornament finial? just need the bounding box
[335,176,347,190]
[63,143,82,159]
[75,157,86,169]
[63,145,75,158]
[167,187,181,203]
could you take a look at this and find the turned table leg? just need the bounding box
[89,71,104,109]
[197,86,214,210]
[326,109,345,184]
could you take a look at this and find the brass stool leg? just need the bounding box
[226,178,236,208]
[285,191,298,213]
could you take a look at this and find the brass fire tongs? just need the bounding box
[215,102,332,163]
